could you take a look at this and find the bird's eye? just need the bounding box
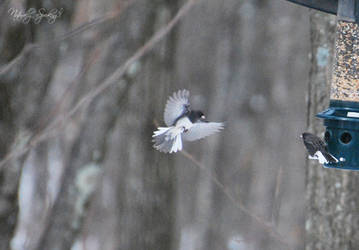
[201,115,206,119]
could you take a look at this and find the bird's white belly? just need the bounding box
[175,117,193,131]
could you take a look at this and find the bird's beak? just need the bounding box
[200,115,207,122]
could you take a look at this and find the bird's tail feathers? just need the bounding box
[152,126,183,153]
[322,151,339,163]
[314,151,338,164]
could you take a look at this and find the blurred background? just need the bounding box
[0,0,312,249]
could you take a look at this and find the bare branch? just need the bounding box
[271,165,283,226]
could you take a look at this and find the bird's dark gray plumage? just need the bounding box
[301,132,338,164]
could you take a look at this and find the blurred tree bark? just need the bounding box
[1,0,179,249]
[306,11,359,250]
[0,0,74,248]
[0,0,310,250]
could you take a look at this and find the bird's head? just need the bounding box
[189,110,207,123]
[198,111,206,121]
[301,132,311,140]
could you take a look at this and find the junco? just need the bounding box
[153,90,224,153]
[301,132,338,164]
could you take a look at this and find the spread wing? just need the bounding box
[182,122,224,141]
[164,89,190,126]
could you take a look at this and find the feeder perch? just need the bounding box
[288,0,359,170]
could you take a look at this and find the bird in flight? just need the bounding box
[301,132,339,164]
[153,89,224,153]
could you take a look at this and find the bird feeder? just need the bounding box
[288,0,359,170]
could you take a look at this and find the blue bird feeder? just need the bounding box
[288,0,359,170]
[317,101,359,170]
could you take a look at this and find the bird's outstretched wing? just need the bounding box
[182,122,224,141]
[164,89,190,126]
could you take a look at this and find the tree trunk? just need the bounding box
[306,11,359,250]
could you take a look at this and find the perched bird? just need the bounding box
[301,132,338,164]
[153,90,224,153]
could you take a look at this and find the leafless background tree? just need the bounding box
[0,0,351,250]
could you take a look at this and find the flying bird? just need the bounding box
[301,132,338,164]
[153,90,224,153]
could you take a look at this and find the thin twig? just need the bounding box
[0,44,34,76]
[272,165,283,226]
[180,150,292,249]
